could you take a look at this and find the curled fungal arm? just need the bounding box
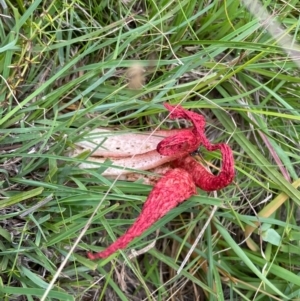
[173,144,234,191]
[156,129,200,157]
[158,104,234,191]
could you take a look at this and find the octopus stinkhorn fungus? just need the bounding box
[87,103,234,260]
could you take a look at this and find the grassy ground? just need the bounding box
[1,0,300,300]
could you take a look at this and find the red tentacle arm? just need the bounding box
[161,104,234,191]
[156,128,201,157]
[173,143,234,191]
[163,103,206,139]
[164,103,225,152]
[87,168,196,260]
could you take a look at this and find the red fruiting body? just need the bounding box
[173,144,234,191]
[87,103,235,260]
[87,169,196,260]
[157,129,200,157]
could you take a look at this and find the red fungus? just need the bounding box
[87,103,234,260]
[87,169,196,260]
[173,144,234,191]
